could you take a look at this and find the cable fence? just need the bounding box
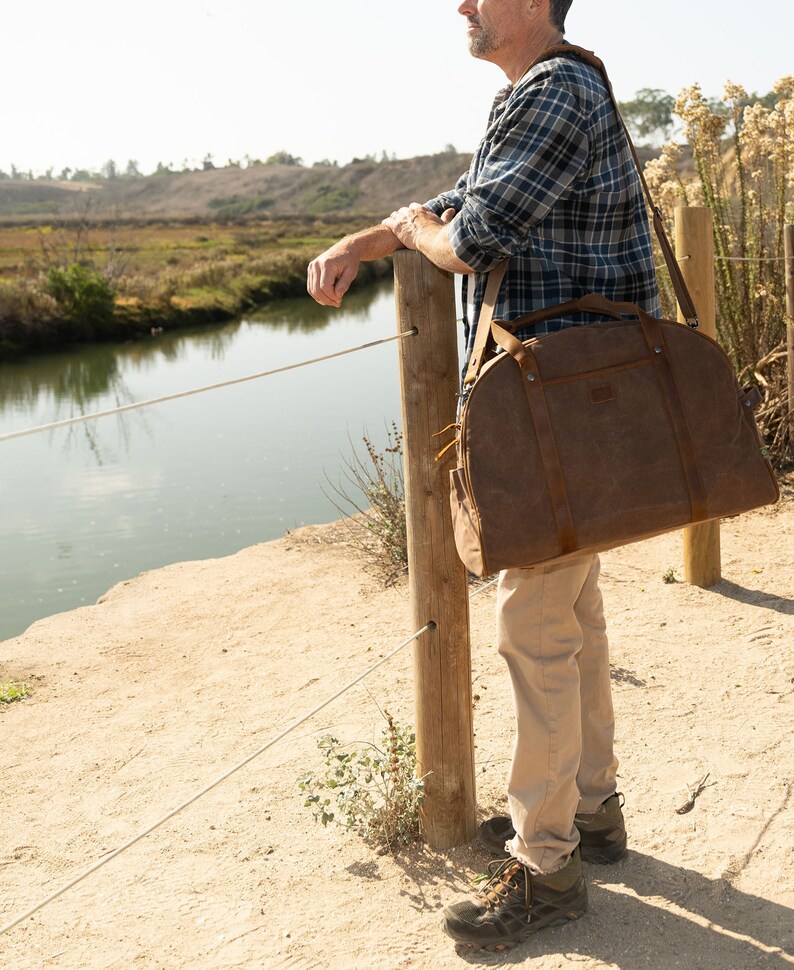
[0,294,498,935]
[0,328,417,444]
[0,575,500,936]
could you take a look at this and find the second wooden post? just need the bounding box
[785,225,794,463]
[393,250,476,850]
[675,206,722,587]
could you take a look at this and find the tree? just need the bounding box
[101,159,118,179]
[265,150,302,166]
[58,167,72,181]
[618,88,675,146]
[202,153,215,171]
[125,159,141,178]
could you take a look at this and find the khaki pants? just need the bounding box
[497,554,618,873]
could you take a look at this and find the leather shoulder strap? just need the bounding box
[463,260,508,385]
[463,44,699,386]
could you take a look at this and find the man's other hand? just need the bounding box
[382,203,451,251]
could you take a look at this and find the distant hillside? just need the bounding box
[0,154,475,223]
[0,146,665,224]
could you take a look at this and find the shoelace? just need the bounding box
[478,857,532,912]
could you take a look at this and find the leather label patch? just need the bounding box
[589,384,616,405]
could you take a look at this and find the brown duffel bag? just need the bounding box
[450,292,779,576]
[447,45,779,577]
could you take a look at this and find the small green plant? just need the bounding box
[297,712,425,849]
[0,679,30,704]
[325,422,407,584]
[46,263,115,339]
[662,567,679,584]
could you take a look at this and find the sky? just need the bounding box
[2,0,793,177]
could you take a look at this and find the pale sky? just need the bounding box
[3,0,792,177]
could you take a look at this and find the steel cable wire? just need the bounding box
[0,620,434,936]
[0,578,501,935]
[0,329,417,444]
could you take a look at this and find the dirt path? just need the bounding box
[2,481,792,969]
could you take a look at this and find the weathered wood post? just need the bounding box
[393,250,476,850]
[785,225,794,462]
[675,206,722,587]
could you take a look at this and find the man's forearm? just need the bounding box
[335,224,403,262]
[413,223,475,275]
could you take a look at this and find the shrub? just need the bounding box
[207,194,274,219]
[46,263,115,339]
[304,184,361,215]
[297,712,425,849]
[325,423,407,584]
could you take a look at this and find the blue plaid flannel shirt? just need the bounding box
[424,50,661,374]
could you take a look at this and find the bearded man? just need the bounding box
[308,0,660,951]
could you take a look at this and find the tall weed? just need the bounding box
[645,76,794,464]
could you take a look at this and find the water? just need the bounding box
[0,281,431,642]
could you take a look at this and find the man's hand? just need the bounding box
[381,204,455,250]
[382,204,474,275]
[307,243,361,308]
[307,224,405,307]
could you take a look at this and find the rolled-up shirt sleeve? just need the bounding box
[448,82,589,273]
[423,169,469,216]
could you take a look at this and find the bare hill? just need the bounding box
[0,154,475,223]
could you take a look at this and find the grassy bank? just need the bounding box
[0,218,390,357]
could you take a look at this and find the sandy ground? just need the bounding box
[2,478,793,970]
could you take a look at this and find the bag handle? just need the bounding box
[463,44,699,386]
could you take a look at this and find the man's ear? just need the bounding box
[527,0,548,20]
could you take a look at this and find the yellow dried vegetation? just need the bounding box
[645,77,794,464]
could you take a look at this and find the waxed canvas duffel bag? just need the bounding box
[447,44,779,577]
[449,293,779,577]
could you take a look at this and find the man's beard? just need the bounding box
[467,20,501,58]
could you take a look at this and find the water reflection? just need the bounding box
[0,280,389,417]
[245,279,385,332]
[0,280,401,642]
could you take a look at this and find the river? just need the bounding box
[0,280,455,643]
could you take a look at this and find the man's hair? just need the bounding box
[549,0,573,33]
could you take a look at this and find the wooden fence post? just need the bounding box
[393,250,476,850]
[785,225,794,462]
[675,206,722,587]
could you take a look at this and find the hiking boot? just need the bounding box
[440,847,587,950]
[477,793,627,864]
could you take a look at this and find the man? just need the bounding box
[307,0,660,951]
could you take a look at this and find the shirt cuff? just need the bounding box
[448,198,513,273]
[423,191,463,217]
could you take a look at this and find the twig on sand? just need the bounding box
[676,773,714,815]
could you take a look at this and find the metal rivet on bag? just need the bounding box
[527,373,536,382]
[654,346,663,354]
